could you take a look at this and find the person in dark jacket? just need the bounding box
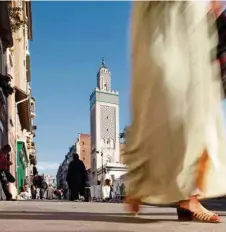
[0,145,13,200]
[66,153,87,201]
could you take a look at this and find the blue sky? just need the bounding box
[30,2,132,176]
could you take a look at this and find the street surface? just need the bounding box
[0,199,226,231]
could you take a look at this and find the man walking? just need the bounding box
[0,145,13,200]
[66,153,87,201]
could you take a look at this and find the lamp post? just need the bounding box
[15,96,30,191]
[96,150,104,183]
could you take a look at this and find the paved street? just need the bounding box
[0,200,226,232]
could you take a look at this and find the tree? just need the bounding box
[120,126,129,144]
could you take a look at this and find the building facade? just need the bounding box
[56,145,75,189]
[0,1,14,199]
[43,174,55,187]
[7,1,37,196]
[75,133,90,169]
[89,58,120,184]
[0,1,13,148]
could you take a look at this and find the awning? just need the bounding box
[15,87,31,132]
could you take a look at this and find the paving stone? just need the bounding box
[0,200,225,231]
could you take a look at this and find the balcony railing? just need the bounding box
[30,97,36,118]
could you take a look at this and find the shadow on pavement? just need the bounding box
[202,199,226,212]
[0,210,179,223]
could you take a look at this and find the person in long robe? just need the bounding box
[124,1,226,223]
[46,184,54,200]
[66,153,87,201]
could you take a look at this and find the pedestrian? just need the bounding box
[40,176,48,199]
[125,1,226,223]
[66,153,87,201]
[20,185,31,200]
[31,185,36,199]
[46,184,54,200]
[36,187,40,200]
[0,144,13,200]
[102,179,111,202]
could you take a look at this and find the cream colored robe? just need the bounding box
[125,1,226,204]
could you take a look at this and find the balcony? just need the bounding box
[30,97,36,118]
[27,143,31,149]
[29,156,37,165]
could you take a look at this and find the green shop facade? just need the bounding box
[17,141,29,192]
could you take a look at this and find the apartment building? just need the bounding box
[57,134,91,189]
[0,2,13,199]
[0,1,13,146]
[75,133,90,169]
[43,174,56,186]
[56,145,75,189]
[7,0,37,196]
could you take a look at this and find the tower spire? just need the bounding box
[97,57,111,91]
[101,57,105,67]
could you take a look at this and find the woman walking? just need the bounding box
[125,1,226,223]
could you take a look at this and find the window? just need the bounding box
[31,103,34,112]
[106,128,108,132]
[82,142,85,145]
[106,116,108,119]
[83,157,85,161]
[83,150,85,153]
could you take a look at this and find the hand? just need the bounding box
[210,1,222,17]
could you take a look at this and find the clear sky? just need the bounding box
[30,2,132,176]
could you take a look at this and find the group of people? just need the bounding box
[19,182,57,200]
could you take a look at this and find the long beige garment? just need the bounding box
[124,1,226,205]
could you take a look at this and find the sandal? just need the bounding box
[124,196,141,215]
[177,206,221,223]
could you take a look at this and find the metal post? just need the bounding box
[15,96,30,192]
[101,152,103,183]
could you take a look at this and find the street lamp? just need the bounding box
[15,95,30,191]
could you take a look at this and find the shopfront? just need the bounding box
[17,141,28,192]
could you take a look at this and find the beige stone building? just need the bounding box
[75,134,91,169]
[7,0,37,197]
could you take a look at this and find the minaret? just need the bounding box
[89,58,120,184]
[97,57,111,91]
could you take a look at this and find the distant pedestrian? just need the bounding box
[102,179,111,202]
[31,185,36,199]
[66,153,87,201]
[46,184,54,200]
[36,187,40,199]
